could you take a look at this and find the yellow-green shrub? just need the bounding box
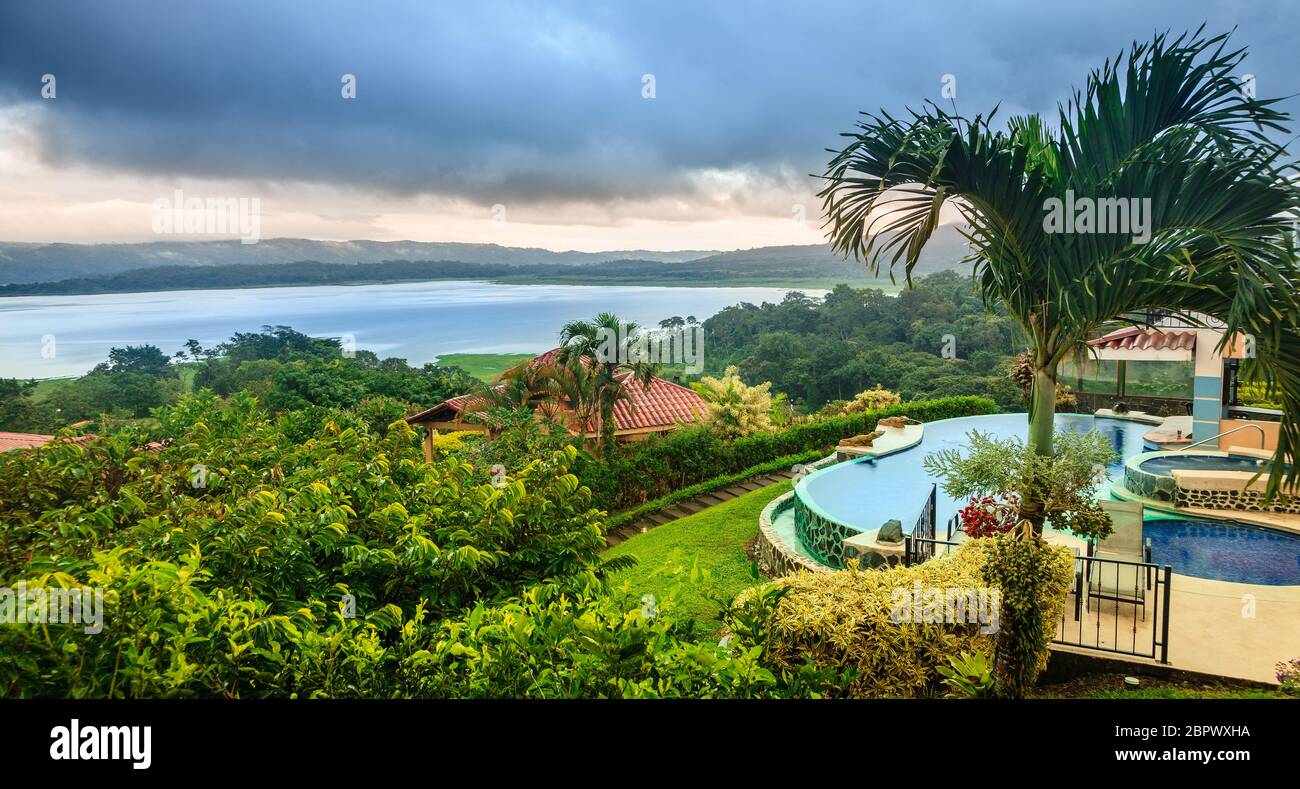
[430,429,479,454]
[843,385,902,414]
[754,538,1073,698]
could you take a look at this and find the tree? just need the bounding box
[96,345,172,376]
[820,28,1300,521]
[558,312,660,452]
[691,365,775,439]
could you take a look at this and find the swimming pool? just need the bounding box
[1138,454,1271,476]
[1146,518,1300,585]
[789,411,1300,584]
[795,412,1144,540]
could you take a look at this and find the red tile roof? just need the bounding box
[0,431,97,452]
[408,349,706,434]
[609,371,707,431]
[1087,326,1197,353]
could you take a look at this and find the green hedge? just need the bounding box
[579,395,999,511]
[605,448,826,532]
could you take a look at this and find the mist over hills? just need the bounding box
[0,238,717,285]
[0,224,971,289]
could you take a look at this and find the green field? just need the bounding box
[434,352,534,382]
[603,481,790,635]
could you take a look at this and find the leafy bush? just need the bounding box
[923,427,1117,538]
[752,538,1072,698]
[937,651,995,698]
[691,365,775,439]
[0,390,635,696]
[1276,657,1300,696]
[980,528,1076,698]
[843,385,902,413]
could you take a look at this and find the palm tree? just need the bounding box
[457,359,567,436]
[820,28,1300,523]
[557,312,660,452]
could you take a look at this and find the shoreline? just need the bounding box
[0,275,893,299]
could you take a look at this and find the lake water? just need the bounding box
[0,281,814,378]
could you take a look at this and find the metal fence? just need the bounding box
[902,518,1173,664]
[1058,551,1172,663]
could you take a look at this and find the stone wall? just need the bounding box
[756,492,830,577]
[1175,483,1300,514]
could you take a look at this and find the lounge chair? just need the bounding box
[1086,500,1153,617]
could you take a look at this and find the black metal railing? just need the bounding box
[902,534,959,566]
[912,483,937,541]
[903,525,1174,664]
[1057,552,1172,663]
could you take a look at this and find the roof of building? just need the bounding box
[0,431,97,453]
[1087,326,1197,353]
[407,349,707,434]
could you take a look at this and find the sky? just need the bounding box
[0,0,1297,251]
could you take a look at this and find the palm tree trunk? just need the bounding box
[1027,364,1057,457]
[1021,361,1059,533]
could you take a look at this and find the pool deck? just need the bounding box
[1162,573,1300,683]
[1057,571,1300,684]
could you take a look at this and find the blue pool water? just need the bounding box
[797,412,1145,535]
[1139,454,1271,476]
[794,412,1300,584]
[1146,519,1300,586]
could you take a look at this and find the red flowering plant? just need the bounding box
[957,492,1021,538]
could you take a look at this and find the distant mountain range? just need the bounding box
[0,239,716,285]
[0,225,972,289]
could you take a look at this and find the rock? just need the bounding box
[877,519,904,543]
[877,416,910,429]
[840,430,884,448]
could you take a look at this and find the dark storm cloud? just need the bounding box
[0,0,1296,206]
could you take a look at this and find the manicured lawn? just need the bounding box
[603,481,791,635]
[435,352,534,382]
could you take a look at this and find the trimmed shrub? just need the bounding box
[980,529,1077,697]
[754,537,1073,698]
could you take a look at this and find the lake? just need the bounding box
[0,280,816,378]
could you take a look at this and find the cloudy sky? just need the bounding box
[0,0,1296,251]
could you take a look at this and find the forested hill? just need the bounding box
[0,226,972,296]
[0,238,717,285]
[0,225,971,289]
